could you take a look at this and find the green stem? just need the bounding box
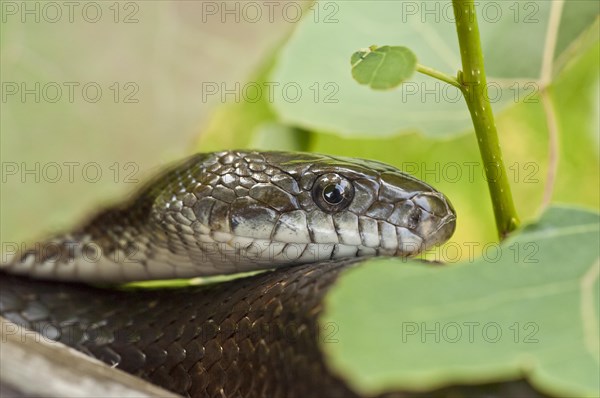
[452,0,520,239]
[416,64,461,88]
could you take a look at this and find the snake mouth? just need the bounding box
[407,191,457,252]
[388,214,455,258]
[421,212,457,252]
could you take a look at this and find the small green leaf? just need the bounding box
[320,206,600,397]
[350,45,417,90]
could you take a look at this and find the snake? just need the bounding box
[0,150,543,397]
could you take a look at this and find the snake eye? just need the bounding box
[313,173,354,213]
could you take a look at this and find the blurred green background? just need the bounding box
[1,1,293,245]
[1,1,598,261]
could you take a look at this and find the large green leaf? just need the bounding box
[320,206,600,397]
[271,0,598,137]
[548,44,600,206]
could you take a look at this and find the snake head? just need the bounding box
[281,157,456,257]
[235,151,458,259]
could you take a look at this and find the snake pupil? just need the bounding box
[313,173,355,212]
[323,184,344,204]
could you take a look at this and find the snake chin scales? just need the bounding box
[2,151,456,282]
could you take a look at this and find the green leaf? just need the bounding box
[270,1,598,137]
[547,44,600,207]
[350,45,417,90]
[320,206,600,397]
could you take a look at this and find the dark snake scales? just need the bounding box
[0,150,544,397]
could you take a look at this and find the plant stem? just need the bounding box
[452,0,520,239]
[416,64,461,88]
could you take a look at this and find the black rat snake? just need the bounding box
[0,151,545,397]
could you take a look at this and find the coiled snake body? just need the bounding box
[2,150,538,398]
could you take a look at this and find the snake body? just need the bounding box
[1,261,544,398]
[2,151,456,282]
[0,150,478,397]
